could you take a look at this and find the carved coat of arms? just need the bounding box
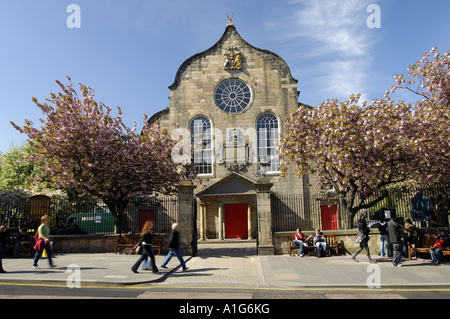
[223,46,242,70]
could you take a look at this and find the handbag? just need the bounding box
[133,238,143,254]
[134,245,141,254]
[354,231,366,243]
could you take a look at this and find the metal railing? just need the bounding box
[271,185,450,232]
[0,194,179,235]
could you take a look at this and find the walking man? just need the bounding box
[161,223,188,271]
[387,216,403,267]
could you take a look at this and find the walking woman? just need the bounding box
[161,223,188,271]
[33,215,56,269]
[131,220,159,274]
[352,211,376,263]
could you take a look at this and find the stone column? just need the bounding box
[247,204,253,240]
[256,177,274,255]
[176,180,196,256]
[199,203,206,241]
[218,202,224,240]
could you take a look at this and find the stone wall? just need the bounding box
[49,234,119,253]
[49,234,170,254]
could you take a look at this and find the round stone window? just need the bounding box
[214,79,252,113]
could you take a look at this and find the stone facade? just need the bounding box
[148,22,317,254]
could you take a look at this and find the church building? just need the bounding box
[148,20,320,254]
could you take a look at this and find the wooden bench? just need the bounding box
[115,234,141,254]
[325,234,339,256]
[114,234,164,255]
[152,235,163,255]
[408,234,450,260]
[289,234,339,256]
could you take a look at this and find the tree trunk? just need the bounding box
[104,199,129,234]
[338,195,353,229]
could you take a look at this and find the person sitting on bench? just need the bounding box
[293,228,312,257]
[314,228,327,256]
[430,231,450,264]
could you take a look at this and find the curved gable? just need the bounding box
[168,24,297,90]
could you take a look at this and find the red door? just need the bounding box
[320,205,338,230]
[139,210,154,232]
[225,204,248,239]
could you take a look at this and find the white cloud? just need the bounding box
[270,0,381,104]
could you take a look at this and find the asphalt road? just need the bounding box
[1,281,450,299]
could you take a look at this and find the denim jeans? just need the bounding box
[132,245,158,273]
[162,249,186,270]
[293,240,305,255]
[13,242,34,257]
[380,234,389,256]
[33,241,53,267]
[430,247,443,263]
[315,242,327,252]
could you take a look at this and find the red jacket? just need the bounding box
[33,238,50,252]
[433,236,449,249]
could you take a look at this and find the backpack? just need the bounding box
[315,245,326,258]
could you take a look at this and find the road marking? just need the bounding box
[1,282,450,293]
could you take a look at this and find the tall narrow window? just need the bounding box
[256,113,279,173]
[190,116,212,175]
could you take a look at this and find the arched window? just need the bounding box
[256,113,279,173]
[190,116,212,175]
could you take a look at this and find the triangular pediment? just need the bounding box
[195,172,257,197]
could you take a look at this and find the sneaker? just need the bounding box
[392,264,403,267]
[32,265,39,269]
[161,265,168,268]
[351,256,358,263]
[183,267,189,271]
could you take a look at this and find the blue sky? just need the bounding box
[1,0,449,154]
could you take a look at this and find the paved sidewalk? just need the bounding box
[260,253,450,289]
[0,253,181,286]
[0,242,449,289]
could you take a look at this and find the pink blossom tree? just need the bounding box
[390,47,449,185]
[11,78,187,233]
[280,48,449,227]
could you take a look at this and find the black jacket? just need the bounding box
[376,222,389,236]
[141,232,154,245]
[168,230,180,250]
[358,219,370,236]
[387,220,401,244]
